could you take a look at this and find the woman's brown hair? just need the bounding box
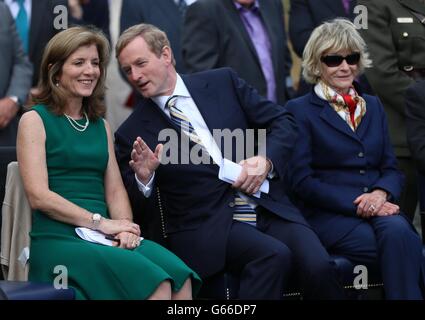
[32,26,110,120]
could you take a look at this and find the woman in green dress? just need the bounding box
[16,26,201,300]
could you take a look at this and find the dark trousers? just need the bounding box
[257,211,346,299]
[329,215,424,299]
[225,220,292,300]
[398,156,418,222]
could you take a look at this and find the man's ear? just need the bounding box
[162,46,172,64]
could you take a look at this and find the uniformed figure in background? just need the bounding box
[358,0,425,222]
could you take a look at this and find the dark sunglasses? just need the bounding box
[320,52,361,67]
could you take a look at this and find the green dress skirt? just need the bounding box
[28,104,202,299]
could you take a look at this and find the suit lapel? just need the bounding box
[258,0,279,76]
[181,74,222,137]
[354,105,372,140]
[223,0,261,67]
[312,94,361,142]
[399,0,425,17]
[138,99,175,137]
[29,0,48,57]
[157,0,181,25]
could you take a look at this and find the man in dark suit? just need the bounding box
[0,2,32,146]
[114,23,345,299]
[3,0,70,87]
[288,0,373,96]
[181,0,293,105]
[358,0,425,222]
[120,0,191,74]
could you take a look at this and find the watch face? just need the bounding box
[9,96,19,104]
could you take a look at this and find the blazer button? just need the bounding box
[359,170,366,175]
[358,152,364,158]
[363,187,369,192]
[229,202,235,208]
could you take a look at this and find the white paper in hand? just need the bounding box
[218,158,269,198]
[75,227,144,246]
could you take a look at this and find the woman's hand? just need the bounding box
[115,231,141,250]
[354,189,387,218]
[98,218,141,237]
[374,201,400,216]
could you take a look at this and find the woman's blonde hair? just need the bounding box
[33,26,110,119]
[302,18,372,84]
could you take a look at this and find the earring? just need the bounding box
[55,82,59,87]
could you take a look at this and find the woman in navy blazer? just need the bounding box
[286,19,424,299]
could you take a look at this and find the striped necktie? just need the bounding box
[15,0,29,54]
[165,95,256,227]
[165,95,203,145]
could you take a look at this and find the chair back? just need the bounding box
[0,161,31,281]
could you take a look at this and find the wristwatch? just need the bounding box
[92,213,102,230]
[8,96,20,107]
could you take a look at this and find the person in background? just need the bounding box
[285,18,424,299]
[0,2,32,146]
[17,26,201,300]
[405,80,425,238]
[182,0,293,105]
[288,0,373,96]
[67,0,111,44]
[358,0,425,222]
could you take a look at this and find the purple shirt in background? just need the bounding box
[234,1,276,102]
[341,0,351,14]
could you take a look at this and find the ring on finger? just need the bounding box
[369,204,376,212]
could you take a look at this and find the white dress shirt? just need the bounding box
[135,74,262,208]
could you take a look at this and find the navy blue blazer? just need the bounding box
[115,68,309,277]
[285,89,404,247]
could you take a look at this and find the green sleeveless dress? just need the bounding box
[28,105,201,300]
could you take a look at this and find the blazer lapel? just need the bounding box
[29,0,48,57]
[312,94,360,142]
[223,0,261,68]
[399,0,425,16]
[258,0,279,75]
[354,105,372,140]
[138,99,175,137]
[157,0,181,25]
[181,74,223,136]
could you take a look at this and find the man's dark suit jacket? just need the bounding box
[289,0,356,58]
[181,0,292,105]
[406,80,425,174]
[115,68,308,278]
[120,0,186,73]
[25,0,67,86]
